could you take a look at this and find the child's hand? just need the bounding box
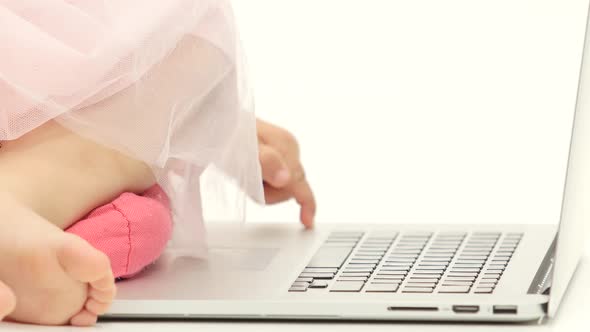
[257,119,316,228]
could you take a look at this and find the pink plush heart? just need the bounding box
[66,185,172,279]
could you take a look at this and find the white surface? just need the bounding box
[2,0,590,330]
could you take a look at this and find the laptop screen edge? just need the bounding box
[547,0,590,318]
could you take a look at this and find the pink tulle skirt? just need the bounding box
[0,0,263,256]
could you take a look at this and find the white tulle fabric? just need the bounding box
[0,0,264,256]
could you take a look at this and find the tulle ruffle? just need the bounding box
[0,0,263,256]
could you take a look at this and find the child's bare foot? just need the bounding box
[0,281,16,320]
[0,200,116,326]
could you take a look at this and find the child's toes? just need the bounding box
[56,234,112,283]
[69,309,98,327]
[84,270,116,316]
[85,298,111,316]
[57,233,116,323]
[89,282,117,303]
[0,281,16,319]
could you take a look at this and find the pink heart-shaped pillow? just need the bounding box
[66,185,173,279]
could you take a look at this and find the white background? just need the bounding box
[2,1,590,331]
[233,0,588,242]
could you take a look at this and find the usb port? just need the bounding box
[452,305,480,314]
[493,305,518,314]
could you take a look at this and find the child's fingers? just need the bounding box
[259,144,291,188]
[292,179,316,229]
[263,184,292,204]
[263,177,316,229]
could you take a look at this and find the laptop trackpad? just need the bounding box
[115,247,282,300]
[207,247,279,271]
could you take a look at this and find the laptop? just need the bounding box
[105,6,590,323]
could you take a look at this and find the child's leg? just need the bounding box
[0,281,16,321]
[0,34,225,326]
[0,121,156,326]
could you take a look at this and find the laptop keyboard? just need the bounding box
[289,231,523,294]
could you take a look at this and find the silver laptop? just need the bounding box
[105,6,590,323]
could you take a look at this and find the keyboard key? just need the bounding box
[342,269,373,274]
[481,277,500,281]
[410,274,441,279]
[374,276,405,281]
[455,260,487,264]
[391,250,422,254]
[405,282,437,288]
[461,250,492,255]
[367,232,398,237]
[380,267,410,272]
[416,265,447,269]
[407,278,439,283]
[382,263,413,268]
[338,276,368,281]
[402,287,434,293]
[299,272,334,279]
[350,260,380,264]
[295,277,313,283]
[438,286,471,293]
[446,272,478,277]
[341,272,371,277]
[441,281,473,286]
[352,254,383,259]
[497,246,517,251]
[418,261,449,269]
[474,287,494,294]
[421,258,452,263]
[364,239,395,243]
[489,262,508,267]
[357,250,387,254]
[385,258,416,262]
[484,269,504,274]
[458,255,488,260]
[309,280,329,289]
[451,266,481,273]
[488,265,507,270]
[303,268,338,273]
[307,247,354,268]
[413,271,444,275]
[344,264,377,269]
[444,276,476,281]
[477,284,497,289]
[361,242,391,246]
[423,254,454,259]
[358,246,389,251]
[324,240,357,245]
[365,283,400,292]
[453,263,483,268]
[330,281,365,292]
[388,254,420,259]
[493,253,512,258]
[426,249,456,254]
[395,244,425,249]
[289,285,308,292]
[377,271,408,276]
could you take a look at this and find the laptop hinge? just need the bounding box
[527,236,556,298]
